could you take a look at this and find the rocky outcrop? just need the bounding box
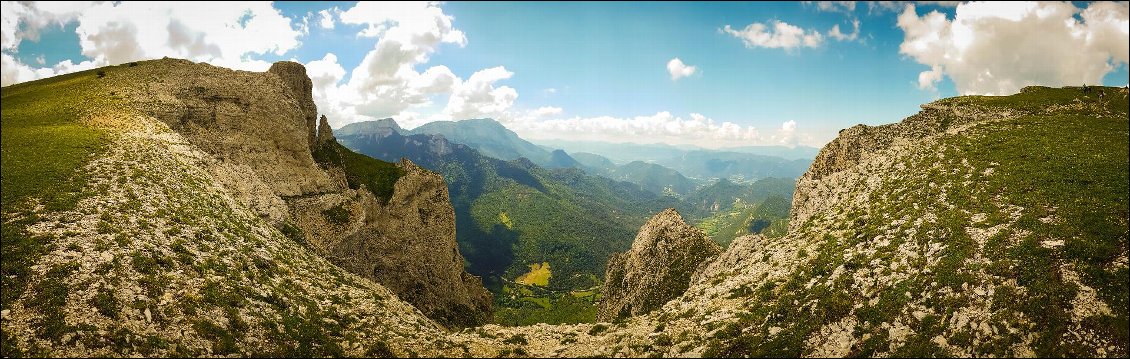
[316,114,335,145]
[791,95,1028,228]
[268,61,318,146]
[338,159,491,327]
[290,157,491,328]
[125,58,337,198]
[112,58,490,327]
[598,208,721,321]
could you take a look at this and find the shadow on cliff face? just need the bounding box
[455,205,517,291]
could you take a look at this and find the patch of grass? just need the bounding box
[279,221,308,248]
[0,329,24,357]
[321,203,351,225]
[28,262,80,343]
[138,273,171,298]
[588,323,609,335]
[131,250,173,276]
[503,334,528,345]
[266,306,345,357]
[515,262,552,287]
[312,141,404,204]
[192,319,238,355]
[366,340,395,357]
[171,239,194,266]
[91,288,121,319]
[956,110,1127,355]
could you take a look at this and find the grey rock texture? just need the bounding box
[268,61,318,147]
[333,159,491,328]
[126,58,336,198]
[598,208,721,321]
[791,98,1025,228]
[115,58,490,327]
[289,157,491,327]
[316,114,335,145]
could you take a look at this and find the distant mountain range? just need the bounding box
[605,161,697,196]
[684,177,795,213]
[533,138,820,160]
[402,121,818,181]
[405,118,579,169]
[382,118,812,194]
[336,118,798,323]
[336,121,699,291]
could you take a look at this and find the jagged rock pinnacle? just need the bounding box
[598,208,721,321]
[316,114,335,145]
[268,61,318,147]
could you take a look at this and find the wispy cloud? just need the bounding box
[722,21,825,50]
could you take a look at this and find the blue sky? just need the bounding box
[3,1,1128,147]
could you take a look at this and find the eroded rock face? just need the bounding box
[117,58,490,327]
[335,159,491,327]
[289,157,491,327]
[125,58,337,198]
[316,114,335,145]
[269,61,318,147]
[598,208,721,321]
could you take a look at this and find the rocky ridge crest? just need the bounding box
[113,58,490,327]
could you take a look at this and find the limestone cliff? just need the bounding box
[295,147,492,327]
[269,61,319,147]
[598,208,721,321]
[114,58,490,327]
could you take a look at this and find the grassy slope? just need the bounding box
[468,166,704,326]
[707,87,1128,357]
[1,62,451,357]
[690,177,795,246]
[1,68,112,322]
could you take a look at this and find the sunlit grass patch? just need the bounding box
[516,262,552,286]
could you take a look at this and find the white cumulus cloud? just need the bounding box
[666,57,697,80]
[897,1,1130,95]
[303,1,480,128]
[298,2,522,129]
[774,120,799,146]
[1,1,303,86]
[529,106,563,118]
[443,66,519,121]
[807,1,856,14]
[723,21,825,50]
